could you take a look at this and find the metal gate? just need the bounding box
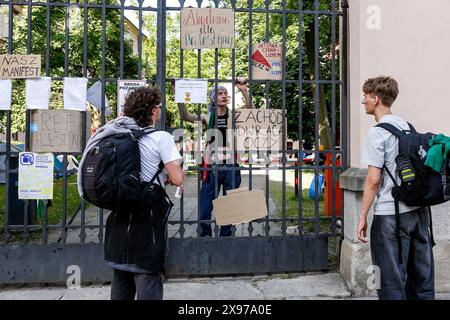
[0,0,348,284]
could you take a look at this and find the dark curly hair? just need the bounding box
[123,86,162,127]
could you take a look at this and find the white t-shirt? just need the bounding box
[138,130,182,185]
[361,115,419,215]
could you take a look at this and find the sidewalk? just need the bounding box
[0,272,356,300]
[2,272,450,300]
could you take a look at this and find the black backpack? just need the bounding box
[81,128,164,210]
[376,122,450,262]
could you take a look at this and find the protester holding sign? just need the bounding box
[177,77,252,237]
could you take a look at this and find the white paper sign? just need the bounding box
[0,79,12,110]
[18,152,54,199]
[26,77,51,109]
[117,80,146,117]
[175,79,208,104]
[63,77,88,111]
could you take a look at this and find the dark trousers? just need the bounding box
[110,269,164,300]
[199,165,241,237]
[370,207,435,300]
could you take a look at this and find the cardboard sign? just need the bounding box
[117,80,146,117]
[213,188,268,226]
[0,54,41,79]
[251,43,283,80]
[18,152,54,199]
[230,109,284,151]
[30,109,88,153]
[181,8,235,49]
[175,79,208,104]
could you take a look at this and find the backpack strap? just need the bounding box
[383,164,403,264]
[375,123,405,138]
[407,122,417,133]
[131,127,158,140]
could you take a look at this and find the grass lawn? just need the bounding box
[269,180,331,233]
[0,174,85,242]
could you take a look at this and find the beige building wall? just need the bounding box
[348,0,450,168]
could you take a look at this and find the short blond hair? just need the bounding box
[362,76,399,107]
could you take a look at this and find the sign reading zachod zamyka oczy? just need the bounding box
[181,8,235,49]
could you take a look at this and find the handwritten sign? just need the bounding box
[181,8,235,49]
[30,110,87,153]
[251,43,283,80]
[175,79,208,104]
[230,109,284,151]
[0,54,41,79]
[117,80,146,117]
[18,152,54,199]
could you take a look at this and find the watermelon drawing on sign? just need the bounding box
[251,50,272,69]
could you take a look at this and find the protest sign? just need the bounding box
[0,79,12,110]
[0,54,41,79]
[175,79,208,104]
[251,43,283,80]
[26,77,51,109]
[230,109,284,152]
[117,80,146,116]
[30,109,88,153]
[63,77,88,111]
[213,188,268,226]
[181,8,235,49]
[18,152,54,199]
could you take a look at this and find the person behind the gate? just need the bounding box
[177,77,252,237]
[104,86,184,300]
[356,76,435,300]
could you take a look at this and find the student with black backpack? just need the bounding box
[356,76,436,300]
[78,86,183,300]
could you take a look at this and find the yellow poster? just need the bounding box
[18,152,54,199]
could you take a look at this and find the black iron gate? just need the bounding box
[0,0,348,284]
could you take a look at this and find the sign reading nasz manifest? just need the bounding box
[0,54,41,79]
[181,8,235,49]
[231,109,284,152]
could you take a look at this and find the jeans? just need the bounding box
[110,268,164,300]
[370,207,435,300]
[199,165,241,237]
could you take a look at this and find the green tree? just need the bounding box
[1,0,138,136]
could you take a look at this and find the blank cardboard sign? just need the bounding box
[213,188,268,226]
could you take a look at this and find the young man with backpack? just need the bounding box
[78,86,183,300]
[356,76,435,300]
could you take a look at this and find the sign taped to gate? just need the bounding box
[0,54,41,79]
[117,80,146,117]
[230,109,284,152]
[18,152,54,199]
[180,8,235,49]
[251,43,283,80]
[29,109,88,153]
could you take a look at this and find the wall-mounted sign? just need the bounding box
[0,54,41,79]
[117,80,146,117]
[18,152,54,199]
[251,43,283,80]
[175,79,208,104]
[181,8,235,49]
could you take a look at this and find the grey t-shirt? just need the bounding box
[361,115,419,215]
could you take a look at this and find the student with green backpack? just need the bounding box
[357,76,442,300]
